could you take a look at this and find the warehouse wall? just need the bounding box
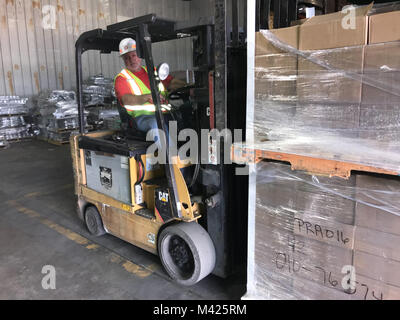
[0,0,215,97]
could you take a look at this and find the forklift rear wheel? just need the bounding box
[158,222,216,286]
[85,206,106,236]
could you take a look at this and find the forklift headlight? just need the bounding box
[157,63,170,81]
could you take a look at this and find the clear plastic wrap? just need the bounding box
[248,161,400,300]
[47,130,79,143]
[0,96,36,143]
[247,30,400,172]
[0,138,10,149]
[82,74,115,107]
[369,1,400,14]
[0,127,32,141]
[85,103,119,130]
[0,96,28,105]
[52,101,80,119]
[32,90,88,141]
[102,117,121,130]
[47,117,85,131]
[0,116,26,129]
[243,8,400,300]
[0,96,29,116]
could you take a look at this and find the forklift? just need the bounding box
[71,3,247,286]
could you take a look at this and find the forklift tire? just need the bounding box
[85,206,106,236]
[158,222,216,286]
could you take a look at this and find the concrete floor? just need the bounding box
[0,140,246,300]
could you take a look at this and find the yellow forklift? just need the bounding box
[71,9,248,286]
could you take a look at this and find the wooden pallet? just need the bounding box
[0,137,32,149]
[36,135,69,146]
[0,113,28,117]
[47,139,69,146]
[2,137,32,143]
[48,125,93,133]
[232,142,400,179]
[36,135,48,142]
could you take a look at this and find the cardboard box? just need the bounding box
[292,274,400,300]
[254,162,356,299]
[354,274,400,300]
[362,41,400,105]
[295,6,370,107]
[255,27,299,56]
[293,102,361,137]
[358,129,400,142]
[256,162,356,225]
[354,226,400,262]
[355,174,400,236]
[255,28,298,100]
[254,220,400,299]
[298,5,370,50]
[252,162,400,299]
[297,46,365,104]
[368,10,400,44]
[291,273,400,300]
[360,18,400,142]
[254,28,299,142]
[254,221,354,298]
[354,250,400,288]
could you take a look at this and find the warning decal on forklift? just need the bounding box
[147,233,155,244]
[85,150,92,166]
[99,166,112,189]
[120,156,129,169]
[208,133,218,165]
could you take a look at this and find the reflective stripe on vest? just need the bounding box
[124,104,172,112]
[120,69,142,95]
[116,67,167,117]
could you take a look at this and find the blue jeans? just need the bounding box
[135,114,174,145]
[135,115,158,132]
[135,114,173,132]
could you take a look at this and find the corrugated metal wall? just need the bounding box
[0,0,214,97]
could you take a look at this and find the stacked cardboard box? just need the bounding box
[254,5,372,142]
[248,5,400,300]
[361,28,400,143]
[254,26,298,142]
[254,4,400,147]
[250,161,400,300]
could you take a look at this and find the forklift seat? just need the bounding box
[117,101,147,141]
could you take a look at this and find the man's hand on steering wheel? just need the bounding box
[168,84,195,100]
[147,94,168,104]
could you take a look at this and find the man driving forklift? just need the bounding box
[72,12,247,287]
[114,37,187,134]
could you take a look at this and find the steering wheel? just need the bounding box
[168,84,195,100]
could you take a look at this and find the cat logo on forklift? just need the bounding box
[158,191,169,203]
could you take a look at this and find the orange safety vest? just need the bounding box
[115,67,170,118]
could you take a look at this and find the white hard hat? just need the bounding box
[119,38,136,56]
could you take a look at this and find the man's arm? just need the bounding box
[121,93,153,106]
[167,78,188,91]
[115,74,155,106]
